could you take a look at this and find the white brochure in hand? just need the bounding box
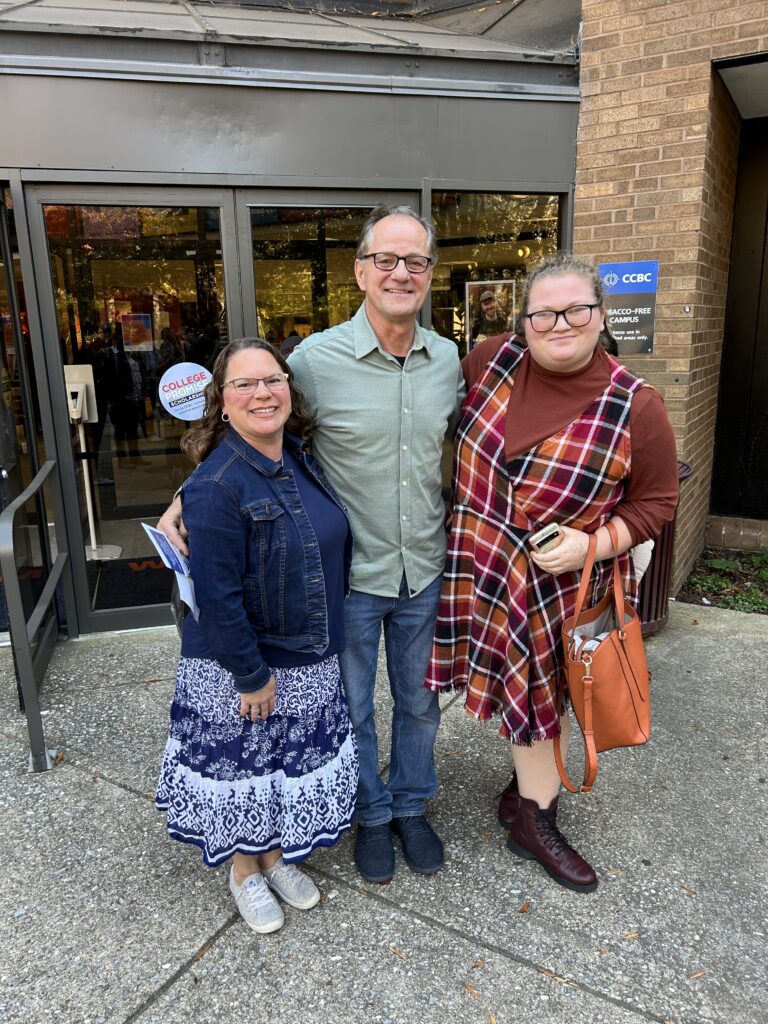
[141,522,199,621]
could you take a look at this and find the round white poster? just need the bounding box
[158,362,212,421]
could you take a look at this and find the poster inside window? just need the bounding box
[465,280,515,350]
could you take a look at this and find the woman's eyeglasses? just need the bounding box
[524,303,600,333]
[223,374,290,395]
[360,252,433,273]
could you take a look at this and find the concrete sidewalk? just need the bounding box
[1,602,766,1024]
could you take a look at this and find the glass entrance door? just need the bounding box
[28,188,241,631]
[28,188,419,630]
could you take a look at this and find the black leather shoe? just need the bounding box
[391,815,444,874]
[354,823,395,884]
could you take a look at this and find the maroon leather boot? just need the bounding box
[506,794,598,893]
[497,773,519,828]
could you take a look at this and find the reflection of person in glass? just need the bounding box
[156,327,185,377]
[427,253,679,894]
[470,289,508,344]
[280,329,302,357]
[156,338,358,935]
[106,334,145,463]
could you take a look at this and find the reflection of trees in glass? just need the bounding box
[251,207,369,341]
[431,192,561,353]
[43,205,225,362]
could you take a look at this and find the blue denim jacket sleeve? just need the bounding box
[183,476,272,694]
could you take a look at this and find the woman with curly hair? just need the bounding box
[156,338,358,933]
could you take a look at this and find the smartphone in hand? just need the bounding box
[528,522,564,553]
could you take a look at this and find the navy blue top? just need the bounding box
[260,447,346,667]
[182,444,348,672]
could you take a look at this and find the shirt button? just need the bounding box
[402,444,408,450]
[402,515,407,521]
[404,407,409,413]
[402,480,407,486]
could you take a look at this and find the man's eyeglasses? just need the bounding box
[524,303,600,333]
[360,252,433,274]
[223,373,290,395]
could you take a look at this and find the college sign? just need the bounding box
[158,362,212,421]
[598,260,658,354]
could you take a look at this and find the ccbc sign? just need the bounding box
[598,260,658,295]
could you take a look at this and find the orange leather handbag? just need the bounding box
[555,521,651,793]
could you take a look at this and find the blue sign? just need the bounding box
[597,260,658,354]
[599,260,658,295]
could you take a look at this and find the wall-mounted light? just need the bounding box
[517,246,530,258]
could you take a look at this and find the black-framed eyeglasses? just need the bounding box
[360,252,433,273]
[223,373,290,395]
[524,303,601,333]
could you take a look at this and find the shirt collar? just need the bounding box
[351,302,433,361]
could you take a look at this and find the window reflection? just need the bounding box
[250,206,372,351]
[43,204,226,611]
[431,192,561,354]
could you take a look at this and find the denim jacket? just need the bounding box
[182,428,352,694]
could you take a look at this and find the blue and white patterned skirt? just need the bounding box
[156,653,358,867]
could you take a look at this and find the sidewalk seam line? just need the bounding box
[310,867,672,1024]
[119,914,239,1024]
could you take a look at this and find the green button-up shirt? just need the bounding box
[289,304,465,598]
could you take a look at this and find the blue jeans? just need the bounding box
[339,574,442,827]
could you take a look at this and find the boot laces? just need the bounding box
[535,812,569,859]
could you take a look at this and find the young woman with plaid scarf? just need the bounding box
[426,253,679,893]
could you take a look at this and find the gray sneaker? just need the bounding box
[262,857,321,910]
[229,867,284,934]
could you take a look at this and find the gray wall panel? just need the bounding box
[1,75,577,186]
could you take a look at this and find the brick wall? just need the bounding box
[575,0,768,590]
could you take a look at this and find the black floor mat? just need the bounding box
[87,557,172,610]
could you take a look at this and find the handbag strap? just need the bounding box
[555,520,624,794]
[570,530,598,625]
[607,521,627,634]
[570,521,626,630]
[554,675,596,794]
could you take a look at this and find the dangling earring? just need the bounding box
[221,412,230,423]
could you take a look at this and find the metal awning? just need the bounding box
[0,0,578,99]
[0,0,577,58]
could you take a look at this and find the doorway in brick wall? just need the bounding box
[711,116,768,521]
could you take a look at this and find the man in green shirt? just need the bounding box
[158,206,464,885]
[288,206,464,884]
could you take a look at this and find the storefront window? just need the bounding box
[249,206,372,348]
[43,204,226,612]
[431,192,561,354]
